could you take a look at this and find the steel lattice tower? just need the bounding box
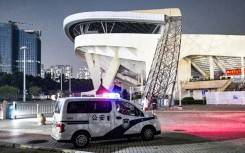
[144,16,182,99]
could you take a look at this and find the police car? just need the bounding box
[51,93,161,148]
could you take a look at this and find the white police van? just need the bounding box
[51,93,161,148]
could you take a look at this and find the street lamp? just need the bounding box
[129,87,132,102]
[60,69,63,91]
[69,74,72,94]
[20,46,28,102]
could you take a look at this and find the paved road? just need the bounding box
[1,105,245,153]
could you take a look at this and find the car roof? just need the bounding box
[58,96,128,102]
[56,97,145,114]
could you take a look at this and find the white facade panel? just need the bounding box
[180,35,245,59]
[206,91,245,105]
[75,33,160,77]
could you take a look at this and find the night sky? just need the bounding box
[0,0,244,73]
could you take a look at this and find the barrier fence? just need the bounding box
[0,101,8,119]
[14,103,54,119]
[0,104,2,119]
[206,91,245,105]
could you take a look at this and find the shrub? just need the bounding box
[29,86,42,96]
[175,99,206,105]
[133,94,142,100]
[182,97,194,101]
[0,85,18,101]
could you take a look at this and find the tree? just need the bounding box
[0,85,18,100]
[29,86,42,96]
[10,72,23,89]
[42,73,59,94]
[0,72,12,86]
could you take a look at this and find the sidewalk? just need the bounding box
[159,104,245,112]
[0,144,56,153]
[0,117,77,153]
[1,104,245,153]
[134,101,245,112]
[0,117,62,153]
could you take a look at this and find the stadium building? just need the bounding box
[63,8,245,100]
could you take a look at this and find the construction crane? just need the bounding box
[8,20,33,26]
[8,20,41,37]
[143,15,182,102]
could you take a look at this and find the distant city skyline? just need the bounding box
[0,0,244,73]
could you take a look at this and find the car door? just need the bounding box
[111,100,144,137]
[88,100,113,137]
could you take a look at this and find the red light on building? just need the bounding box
[226,68,245,76]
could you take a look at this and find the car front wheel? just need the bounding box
[141,127,154,141]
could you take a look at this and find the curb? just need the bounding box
[156,110,245,113]
[0,141,80,153]
[137,104,245,113]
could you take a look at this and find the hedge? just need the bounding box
[175,99,206,105]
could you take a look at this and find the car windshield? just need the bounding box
[116,100,144,116]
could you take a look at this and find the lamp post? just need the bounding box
[129,87,132,102]
[20,46,28,102]
[178,81,182,107]
[60,69,63,91]
[69,74,72,94]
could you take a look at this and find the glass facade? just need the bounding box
[70,21,162,40]
[18,30,41,76]
[0,22,41,76]
[0,22,19,73]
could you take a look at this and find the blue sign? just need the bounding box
[202,90,206,97]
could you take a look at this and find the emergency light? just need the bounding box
[102,93,120,98]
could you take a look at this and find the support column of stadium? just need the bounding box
[143,16,182,102]
[186,58,192,81]
[177,58,191,83]
[213,57,226,74]
[103,49,120,90]
[141,71,144,92]
[191,61,206,77]
[85,50,121,93]
[116,73,140,86]
[209,56,214,79]
[85,53,101,94]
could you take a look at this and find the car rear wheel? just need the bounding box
[141,127,154,141]
[72,131,90,148]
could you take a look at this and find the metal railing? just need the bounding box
[15,103,54,118]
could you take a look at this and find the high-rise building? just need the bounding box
[40,64,45,78]
[0,21,41,76]
[77,66,90,79]
[44,65,73,82]
[18,30,41,76]
[0,22,19,73]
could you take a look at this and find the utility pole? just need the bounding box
[20,46,28,102]
[60,69,63,91]
[69,74,72,94]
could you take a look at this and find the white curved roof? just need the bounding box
[64,11,166,41]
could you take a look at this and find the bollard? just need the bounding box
[37,113,46,125]
[2,100,8,119]
[12,101,16,119]
[0,104,2,119]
